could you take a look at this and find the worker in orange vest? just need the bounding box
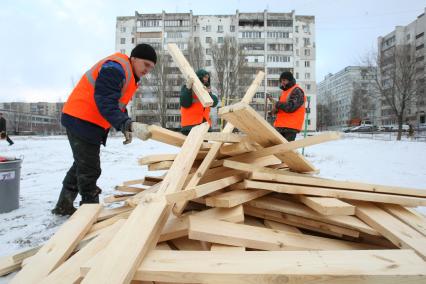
[180,69,218,135]
[52,44,157,216]
[271,71,306,141]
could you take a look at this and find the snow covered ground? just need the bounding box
[0,133,425,281]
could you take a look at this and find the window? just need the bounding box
[206,60,212,66]
[267,31,290,39]
[206,48,212,55]
[206,37,212,43]
[120,27,126,33]
[217,25,223,33]
[230,25,235,32]
[295,26,299,33]
[302,25,310,33]
[241,31,262,38]
[303,38,310,47]
[296,49,299,56]
[131,38,135,44]
[305,72,311,79]
[193,25,197,31]
[205,25,211,32]
[406,34,411,40]
[306,84,311,91]
[295,72,299,79]
[267,20,292,27]
[304,49,310,56]
[218,37,224,44]
[295,61,299,67]
[167,32,183,39]
[305,61,310,67]
[140,20,160,27]
[295,38,299,45]
[267,55,290,62]
[416,32,424,39]
[165,20,189,27]
[268,44,293,51]
[120,38,126,44]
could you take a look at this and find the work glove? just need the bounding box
[132,122,152,141]
[122,119,133,145]
[185,77,194,89]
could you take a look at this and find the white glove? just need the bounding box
[132,122,152,141]
[185,77,194,89]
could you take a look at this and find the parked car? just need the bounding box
[350,125,374,132]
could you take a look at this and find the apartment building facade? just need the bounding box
[377,7,426,127]
[0,102,64,134]
[116,10,316,131]
[317,66,377,130]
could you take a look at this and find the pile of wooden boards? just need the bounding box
[2,44,426,283]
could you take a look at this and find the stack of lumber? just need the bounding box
[2,45,426,284]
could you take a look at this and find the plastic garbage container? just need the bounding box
[0,158,22,213]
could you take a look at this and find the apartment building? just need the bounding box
[377,7,426,126]
[116,10,316,131]
[0,102,64,134]
[317,66,377,130]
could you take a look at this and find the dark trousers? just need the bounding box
[62,129,101,199]
[1,132,13,145]
[276,127,299,142]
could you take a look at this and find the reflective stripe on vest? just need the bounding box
[62,53,137,129]
[273,84,306,131]
[85,55,133,110]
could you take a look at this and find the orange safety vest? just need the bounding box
[62,53,138,129]
[180,92,211,127]
[274,84,306,131]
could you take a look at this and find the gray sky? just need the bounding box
[0,0,424,102]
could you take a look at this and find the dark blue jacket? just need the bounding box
[62,61,129,145]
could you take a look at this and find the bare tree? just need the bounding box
[349,81,375,125]
[364,44,418,140]
[210,37,249,107]
[187,38,204,71]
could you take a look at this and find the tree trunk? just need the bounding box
[397,115,403,141]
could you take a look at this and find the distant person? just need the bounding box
[270,71,306,142]
[180,69,218,136]
[52,44,157,216]
[0,113,14,146]
[408,123,415,140]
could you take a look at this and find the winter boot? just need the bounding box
[51,188,78,216]
[80,186,101,205]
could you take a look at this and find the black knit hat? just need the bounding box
[279,71,295,82]
[130,44,157,64]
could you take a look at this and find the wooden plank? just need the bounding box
[103,194,135,204]
[203,132,245,143]
[263,219,302,234]
[218,102,316,173]
[0,256,21,277]
[41,220,125,284]
[227,131,341,162]
[122,178,145,186]
[205,189,270,208]
[81,123,210,284]
[210,244,245,251]
[188,216,376,251]
[219,140,256,156]
[172,71,265,216]
[159,206,244,242]
[380,204,426,236]
[147,124,211,150]
[115,185,146,193]
[97,205,133,221]
[244,205,355,238]
[166,174,245,204]
[170,237,210,251]
[351,201,426,260]
[250,170,426,198]
[138,154,177,165]
[129,250,426,283]
[242,179,426,207]
[167,43,213,107]
[10,204,102,284]
[244,216,267,228]
[147,160,173,171]
[298,196,355,216]
[246,196,379,236]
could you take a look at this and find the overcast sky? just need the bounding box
[0,0,424,102]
